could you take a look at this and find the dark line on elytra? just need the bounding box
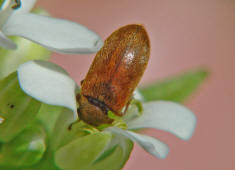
[85,95,111,114]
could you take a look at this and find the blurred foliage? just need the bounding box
[0,0,4,7]
[139,69,208,103]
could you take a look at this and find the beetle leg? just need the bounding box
[123,96,133,114]
[115,97,133,116]
[114,111,123,117]
[121,97,143,116]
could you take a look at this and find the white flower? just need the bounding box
[0,0,103,53]
[17,60,196,159]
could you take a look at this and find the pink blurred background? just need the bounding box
[37,0,235,170]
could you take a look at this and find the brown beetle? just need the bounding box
[77,24,150,126]
[12,0,21,9]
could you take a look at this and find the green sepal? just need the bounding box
[0,8,51,80]
[93,145,118,163]
[91,134,133,170]
[36,104,64,138]
[31,120,89,170]
[0,72,41,142]
[55,132,112,170]
[139,69,208,103]
[0,123,46,168]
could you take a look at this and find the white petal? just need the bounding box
[133,89,144,101]
[0,0,14,28]
[127,101,196,140]
[13,0,37,14]
[3,13,103,54]
[0,31,16,49]
[107,127,169,159]
[17,60,78,120]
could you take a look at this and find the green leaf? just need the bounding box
[0,123,46,168]
[55,132,112,170]
[0,72,41,142]
[0,9,51,80]
[30,105,82,169]
[139,69,208,103]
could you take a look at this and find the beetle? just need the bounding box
[77,24,150,126]
[12,0,21,9]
